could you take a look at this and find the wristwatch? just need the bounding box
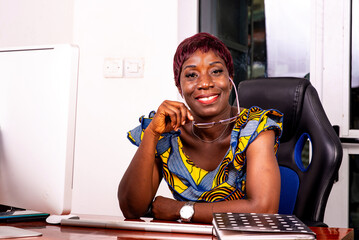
[179,201,195,222]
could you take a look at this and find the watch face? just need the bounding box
[180,205,194,219]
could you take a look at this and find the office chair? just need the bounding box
[237,77,342,227]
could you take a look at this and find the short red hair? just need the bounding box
[173,32,234,90]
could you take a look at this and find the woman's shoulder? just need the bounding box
[233,106,283,139]
[240,106,283,118]
[230,106,283,155]
[237,106,283,126]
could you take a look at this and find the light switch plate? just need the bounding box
[124,58,144,78]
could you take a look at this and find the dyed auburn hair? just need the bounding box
[173,32,234,90]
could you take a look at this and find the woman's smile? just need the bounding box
[195,93,219,104]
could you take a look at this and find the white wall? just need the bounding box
[0,0,198,216]
[71,0,180,216]
[0,0,73,47]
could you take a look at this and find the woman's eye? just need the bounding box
[185,73,197,79]
[212,69,224,75]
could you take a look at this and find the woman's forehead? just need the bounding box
[182,50,226,68]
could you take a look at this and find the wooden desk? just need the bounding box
[1,219,354,240]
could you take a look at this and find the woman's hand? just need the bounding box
[119,100,192,219]
[147,100,193,136]
[151,196,183,221]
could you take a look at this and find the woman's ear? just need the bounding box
[177,86,183,98]
[229,78,233,90]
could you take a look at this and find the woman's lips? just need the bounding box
[196,94,219,104]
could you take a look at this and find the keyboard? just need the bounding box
[0,210,49,222]
[61,218,213,235]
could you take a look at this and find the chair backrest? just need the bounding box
[237,77,342,226]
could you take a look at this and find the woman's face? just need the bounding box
[179,50,232,120]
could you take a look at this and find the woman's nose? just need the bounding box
[197,75,214,89]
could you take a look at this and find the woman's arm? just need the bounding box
[118,127,163,219]
[151,130,281,223]
[118,100,193,219]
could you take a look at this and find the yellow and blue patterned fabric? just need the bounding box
[127,106,283,202]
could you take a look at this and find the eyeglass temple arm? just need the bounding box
[229,78,240,113]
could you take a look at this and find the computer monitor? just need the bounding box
[0,44,79,215]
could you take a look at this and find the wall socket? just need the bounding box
[103,58,123,78]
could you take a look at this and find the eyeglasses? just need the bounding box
[193,77,240,128]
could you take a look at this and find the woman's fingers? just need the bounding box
[153,100,192,133]
[163,101,188,131]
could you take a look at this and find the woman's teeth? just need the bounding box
[198,95,217,101]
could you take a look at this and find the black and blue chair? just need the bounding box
[237,77,342,227]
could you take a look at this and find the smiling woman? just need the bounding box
[118,32,283,224]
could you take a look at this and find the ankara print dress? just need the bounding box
[127,106,283,202]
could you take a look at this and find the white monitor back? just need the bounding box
[0,45,79,215]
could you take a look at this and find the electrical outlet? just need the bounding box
[103,58,123,78]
